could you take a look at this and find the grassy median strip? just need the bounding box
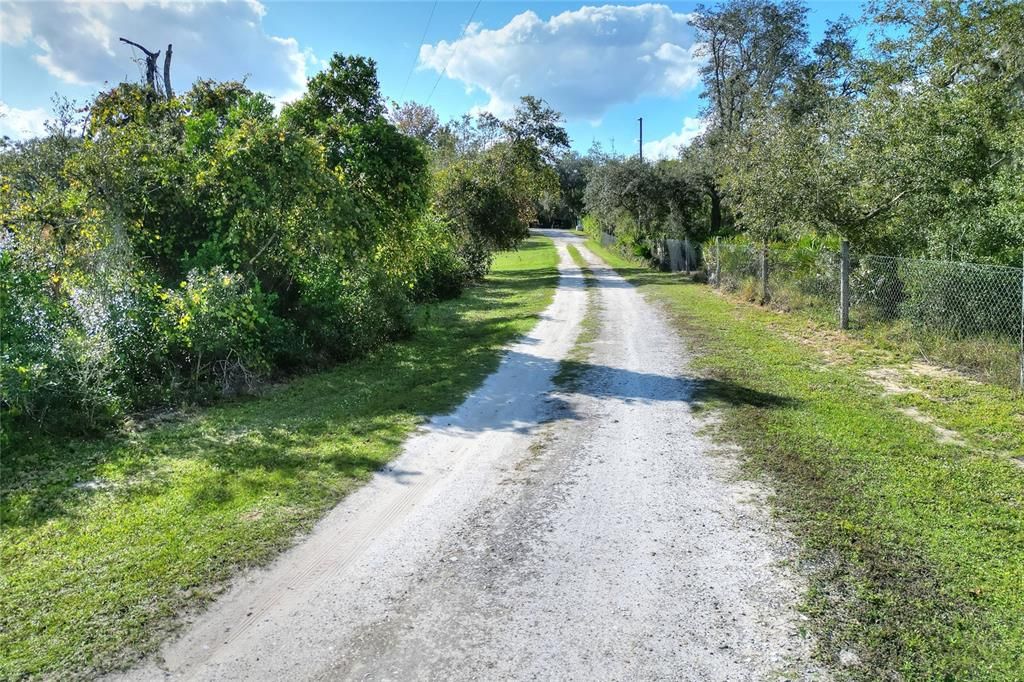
[553,244,600,389]
[586,239,1024,680]
[0,236,559,679]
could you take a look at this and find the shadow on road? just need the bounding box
[429,350,798,440]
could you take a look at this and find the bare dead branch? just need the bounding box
[119,37,161,95]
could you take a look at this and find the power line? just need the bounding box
[399,0,438,102]
[425,0,483,105]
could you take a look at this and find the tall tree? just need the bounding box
[389,100,442,146]
[689,0,810,234]
[691,0,809,134]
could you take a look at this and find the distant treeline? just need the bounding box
[555,0,1023,265]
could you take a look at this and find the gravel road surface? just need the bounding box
[120,230,822,681]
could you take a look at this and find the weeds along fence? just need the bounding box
[599,232,703,273]
[705,241,1024,390]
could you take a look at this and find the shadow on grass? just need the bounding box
[555,359,796,409]
[3,351,797,533]
[688,378,798,411]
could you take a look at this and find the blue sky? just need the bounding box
[1,1,862,156]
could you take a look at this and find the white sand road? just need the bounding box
[117,230,823,681]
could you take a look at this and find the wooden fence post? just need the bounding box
[760,244,770,304]
[840,240,851,330]
[715,237,721,288]
[1019,251,1023,391]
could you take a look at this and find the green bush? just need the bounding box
[581,214,601,241]
[1,250,163,433]
[409,212,468,301]
[294,265,413,363]
[161,267,279,394]
[1,248,79,430]
[897,260,1021,339]
[413,245,468,302]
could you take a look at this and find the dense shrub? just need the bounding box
[1,246,79,428]
[161,267,279,393]
[896,259,1021,339]
[292,264,414,362]
[0,61,439,436]
[1,62,565,437]
[0,245,164,432]
[408,213,468,301]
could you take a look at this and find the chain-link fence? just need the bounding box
[714,241,760,294]
[705,241,1024,389]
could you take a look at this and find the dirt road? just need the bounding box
[121,231,821,681]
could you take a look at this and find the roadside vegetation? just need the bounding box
[0,237,558,679]
[588,239,1024,680]
[1,30,575,681]
[548,0,1023,387]
[1,55,568,441]
[3,0,1021,677]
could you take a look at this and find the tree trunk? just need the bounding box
[709,187,722,235]
[163,44,173,100]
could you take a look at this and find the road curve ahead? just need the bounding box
[119,230,822,681]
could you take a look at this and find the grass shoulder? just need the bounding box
[586,239,1024,680]
[0,237,559,679]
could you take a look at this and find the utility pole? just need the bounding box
[638,117,644,162]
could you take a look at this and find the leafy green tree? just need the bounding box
[496,95,571,161]
[584,156,666,241]
[284,53,384,133]
[688,0,810,235]
[389,100,442,145]
[431,96,566,275]
[857,0,1024,261]
[1,53,453,433]
[692,0,1023,263]
[537,151,594,228]
[692,0,809,133]
[656,159,709,241]
[582,153,707,246]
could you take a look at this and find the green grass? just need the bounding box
[0,236,559,679]
[586,239,1024,680]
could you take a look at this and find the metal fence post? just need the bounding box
[715,237,721,288]
[840,240,850,330]
[760,244,770,304]
[1019,251,1023,391]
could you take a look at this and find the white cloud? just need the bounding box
[1,0,310,101]
[644,116,706,159]
[0,102,49,139]
[419,3,702,120]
